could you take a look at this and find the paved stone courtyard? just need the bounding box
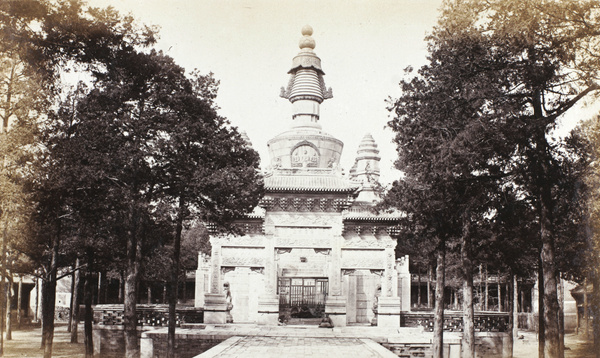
[197,336,398,358]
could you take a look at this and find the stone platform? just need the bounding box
[197,336,398,358]
[140,324,468,358]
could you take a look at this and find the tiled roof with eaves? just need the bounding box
[264,173,360,193]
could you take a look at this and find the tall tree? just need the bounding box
[0,53,41,354]
[155,70,263,358]
[1,2,157,357]
[61,50,263,358]
[385,2,600,358]
[573,115,600,357]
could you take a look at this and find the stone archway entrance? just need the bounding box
[343,270,381,324]
[278,277,328,322]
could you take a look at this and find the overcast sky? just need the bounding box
[84,0,444,184]
[84,0,598,185]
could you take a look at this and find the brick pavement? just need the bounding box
[197,335,399,358]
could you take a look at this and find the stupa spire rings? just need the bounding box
[280,25,333,117]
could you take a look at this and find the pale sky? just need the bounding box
[83,0,599,185]
[85,0,444,185]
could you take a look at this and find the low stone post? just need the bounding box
[203,240,228,324]
[140,332,154,358]
[376,251,403,327]
[258,236,279,325]
[325,235,347,326]
[397,255,411,312]
[195,253,210,308]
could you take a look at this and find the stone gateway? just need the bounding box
[195,25,410,327]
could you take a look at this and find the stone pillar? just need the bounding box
[326,234,346,326]
[258,235,279,325]
[140,332,154,358]
[203,293,228,324]
[325,295,347,327]
[377,247,402,327]
[195,253,210,308]
[397,255,411,312]
[204,238,227,324]
[377,296,402,326]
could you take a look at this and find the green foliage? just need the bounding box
[386,0,600,283]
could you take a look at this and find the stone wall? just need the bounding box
[92,325,149,358]
[143,331,225,358]
[94,304,203,326]
[401,312,510,332]
[384,333,508,358]
[93,304,204,358]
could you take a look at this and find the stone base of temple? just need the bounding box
[257,295,280,325]
[325,296,347,327]
[203,293,228,324]
[377,296,401,327]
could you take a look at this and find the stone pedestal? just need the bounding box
[396,255,411,313]
[195,265,210,307]
[325,296,347,327]
[203,293,227,324]
[257,295,280,325]
[377,296,401,327]
[399,272,411,312]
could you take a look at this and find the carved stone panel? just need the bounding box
[221,247,264,267]
[341,249,385,269]
[212,234,266,247]
[342,235,396,249]
[267,212,340,227]
[275,235,333,248]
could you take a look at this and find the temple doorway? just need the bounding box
[343,270,381,324]
[278,277,328,323]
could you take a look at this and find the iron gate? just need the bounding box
[278,277,328,318]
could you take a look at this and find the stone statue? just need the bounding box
[224,282,233,323]
[371,284,381,326]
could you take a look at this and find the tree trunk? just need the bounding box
[167,195,186,358]
[100,270,107,304]
[513,275,519,341]
[119,271,124,304]
[461,221,474,358]
[35,275,40,323]
[147,286,152,304]
[533,89,559,358]
[541,242,559,358]
[42,229,61,358]
[84,250,94,358]
[182,276,187,303]
[71,259,81,343]
[432,241,445,358]
[557,276,564,358]
[538,260,545,358]
[124,209,144,358]
[584,277,589,338]
[96,272,101,305]
[593,270,600,358]
[484,265,488,311]
[124,257,140,358]
[5,275,12,341]
[17,276,22,330]
[68,266,75,333]
[498,280,502,312]
[0,226,7,355]
[428,263,433,309]
[41,276,57,358]
[417,266,422,307]
[507,272,515,358]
